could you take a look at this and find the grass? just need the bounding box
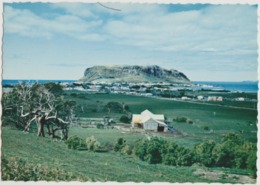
[2,91,257,182]
[66,92,257,143]
[1,127,250,183]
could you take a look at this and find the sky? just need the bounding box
[2,2,258,81]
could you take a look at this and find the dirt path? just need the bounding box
[193,168,256,184]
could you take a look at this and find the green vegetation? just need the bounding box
[2,127,255,182]
[2,88,257,182]
[65,92,257,143]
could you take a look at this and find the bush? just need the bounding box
[65,135,86,150]
[2,157,89,181]
[114,138,126,152]
[119,115,130,123]
[203,126,209,131]
[174,116,188,123]
[212,133,242,168]
[96,124,104,129]
[121,145,133,155]
[193,140,216,167]
[86,136,100,151]
[134,139,148,161]
[247,150,257,178]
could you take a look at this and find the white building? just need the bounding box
[131,110,167,132]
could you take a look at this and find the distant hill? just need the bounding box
[79,65,190,84]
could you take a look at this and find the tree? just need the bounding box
[193,140,216,167]
[119,115,130,123]
[212,133,242,168]
[2,82,75,140]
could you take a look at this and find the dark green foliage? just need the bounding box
[134,137,193,165]
[247,150,257,178]
[175,146,193,166]
[65,135,86,150]
[114,138,132,155]
[144,137,165,164]
[119,115,130,123]
[43,82,63,96]
[96,124,104,129]
[2,157,89,181]
[212,133,242,168]
[134,139,148,161]
[114,138,126,152]
[203,126,209,131]
[174,116,188,123]
[105,102,123,113]
[193,140,216,167]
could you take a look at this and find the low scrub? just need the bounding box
[65,135,86,150]
[86,136,101,151]
[2,157,89,181]
[114,138,133,155]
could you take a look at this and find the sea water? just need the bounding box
[2,79,77,86]
[193,81,258,93]
[2,79,258,93]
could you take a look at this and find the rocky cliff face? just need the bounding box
[79,65,190,83]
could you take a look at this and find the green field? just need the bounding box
[65,92,258,144]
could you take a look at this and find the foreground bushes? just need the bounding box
[65,133,257,178]
[134,137,193,166]
[65,135,112,152]
[133,133,257,178]
[2,157,89,181]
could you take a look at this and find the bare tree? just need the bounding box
[2,82,75,140]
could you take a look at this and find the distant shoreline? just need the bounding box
[2,79,258,93]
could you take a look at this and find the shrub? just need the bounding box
[134,137,168,164]
[114,138,126,152]
[2,157,89,181]
[134,139,148,161]
[212,133,242,168]
[96,124,104,129]
[144,138,164,164]
[121,145,133,155]
[193,140,216,167]
[86,136,100,151]
[119,115,130,123]
[247,150,257,178]
[203,126,209,131]
[175,147,193,166]
[174,116,188,123]
[65,135,86,150]
[188,120,193,124]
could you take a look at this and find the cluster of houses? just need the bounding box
[63,81,192,93]
[61,82,254,103]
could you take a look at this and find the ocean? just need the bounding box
[193,81,258,93]
[2,79,258,93]
[2,79,77,86]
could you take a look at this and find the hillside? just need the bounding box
[79,65,190,83]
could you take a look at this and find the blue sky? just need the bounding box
[3,3,258,81]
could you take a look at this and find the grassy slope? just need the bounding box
[1,127,250,183]
[0,127,213,182]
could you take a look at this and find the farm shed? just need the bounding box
[131,109,167,132]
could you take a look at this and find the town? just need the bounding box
[62,81,257,104]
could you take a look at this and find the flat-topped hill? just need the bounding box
[79,65,190,83]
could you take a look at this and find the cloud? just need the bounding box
[4,5,104,41]
[3,3,258,81]
[103,4,257,54]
